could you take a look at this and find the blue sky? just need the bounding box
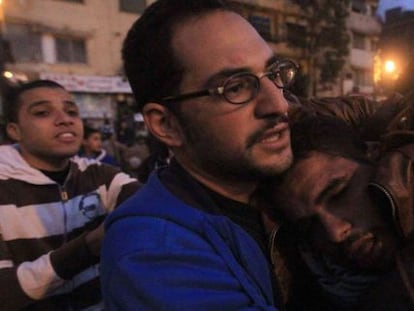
[377,0,414,19]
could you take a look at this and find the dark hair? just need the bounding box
[83,125,101,140]
[256,114,369,215]
[4,79,66,124]
[136,134,170,183]
[290,114,368,163]
[122,0,234,111]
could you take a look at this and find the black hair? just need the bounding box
[4,79,66,124]
[257,114,370,221]
[289,114,368,163]
[122,0,234,111]
[83,125,101,140]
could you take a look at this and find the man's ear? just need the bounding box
[142,103,184,147]
[6,123,21,142]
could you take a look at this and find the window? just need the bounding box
[249,15,272,41]
[119,0,146,13]
[54,0,84,3]
[4,23,87,64]
[5,23,42,62]
[352,33,365,50]
[56,37,87,63]
[351,0,367,14]
[369,4,378,16]
[286,23,307,47]
[354,68,371,87]
[370,39,378,52]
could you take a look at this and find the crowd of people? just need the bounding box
[0,0,413,310]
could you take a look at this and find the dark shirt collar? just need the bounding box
[158,159,281,306]
[40,164,70,185]
[158,159,268,253]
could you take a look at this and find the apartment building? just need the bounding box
[232,0,381,97]
[0,0,157,125]
[344,0,381,96]
[231,0,306,83]
[0,0,381,126]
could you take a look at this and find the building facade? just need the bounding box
[0,0,156,129]
[344,0,381,96]
[0,0,381,129]
[232,0,381,97]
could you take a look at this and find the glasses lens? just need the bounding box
[223,74,259,104]
[271,61,297,88]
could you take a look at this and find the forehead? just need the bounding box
[172,11,274,82]
[88,132,102,138]
[277,153,359,212]
[294,152,358,176]
[18,87,73,107]
[288,152,358,192]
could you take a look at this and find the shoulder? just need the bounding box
[70,156,136,186]
[105,174,206,227]
[0,144,21,162]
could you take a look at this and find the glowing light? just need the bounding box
[373,53,382,84]
[384,60,396,73]
[3,71,13,79]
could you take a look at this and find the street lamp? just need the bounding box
[380,58,400,95]
[384,60,395,74]
[384,59,399,79]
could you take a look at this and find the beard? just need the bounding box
[310,227,397,273]
[176,112,293,183]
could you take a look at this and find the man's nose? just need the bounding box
[319,211,352,243]
[55,111,74,125]
[255,78,289,118]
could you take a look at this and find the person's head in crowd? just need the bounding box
[82,125,104,156]
[267,115,399,271]
[4,79,83,171]
[123,0,298,201]
[135,134,170,183]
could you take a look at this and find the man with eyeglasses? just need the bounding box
[99,1,414,309]
[100,0,296,310]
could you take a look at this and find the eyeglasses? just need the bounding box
[161,59,298,105]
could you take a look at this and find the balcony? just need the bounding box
[348,11,381,35]
[350,48,375,69]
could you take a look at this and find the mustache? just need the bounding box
[246,113,289,148]
[331,231,375,257]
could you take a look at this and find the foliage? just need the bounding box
[288,0,350,93]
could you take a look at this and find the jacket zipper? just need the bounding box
[59,164,72,242]
[268,224,287,311]
[59,185,69,243]
[268,224,280,268]
[60,187,69,201]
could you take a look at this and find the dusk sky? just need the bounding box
[377,0,414,19]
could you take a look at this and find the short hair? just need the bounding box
[83,125,101,140]
[122,0,234,111]
[289,114,368,163]
[4,79,66,124]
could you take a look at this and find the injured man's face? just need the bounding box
[269,151,399,271]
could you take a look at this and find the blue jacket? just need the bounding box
[101,170,278,310]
